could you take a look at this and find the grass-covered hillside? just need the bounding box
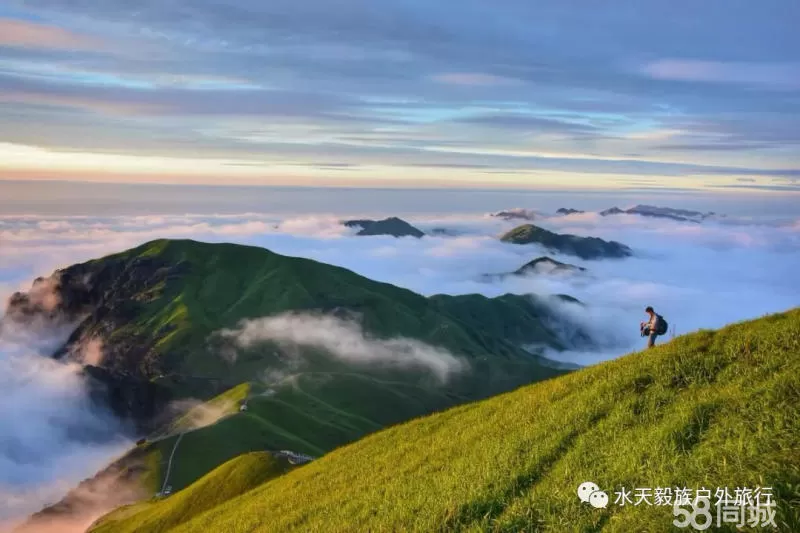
[50,239,572,383]
[9,239,584,496]
[92,308,800,532]
[89,452,292,533]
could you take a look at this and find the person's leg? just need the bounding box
[648,332,657,348]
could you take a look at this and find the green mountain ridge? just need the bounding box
[6,239,591,515]
[88,308,800,532]
[343,217,425,237]
[501,224,633,260]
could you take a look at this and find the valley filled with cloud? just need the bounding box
[1,207,799,527]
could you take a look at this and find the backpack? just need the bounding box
[655,314,668,336]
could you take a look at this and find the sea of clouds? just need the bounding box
[0,315,131,530]
[1,207,799,529]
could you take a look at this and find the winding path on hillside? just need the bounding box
[160,432,184,496]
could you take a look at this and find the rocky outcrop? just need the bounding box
[4,255,190,430]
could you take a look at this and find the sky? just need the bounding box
[0,0,799,192]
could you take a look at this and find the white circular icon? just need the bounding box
[577,481,600,503]
[589,490,609,509]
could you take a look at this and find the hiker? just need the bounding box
[640,306,667,348]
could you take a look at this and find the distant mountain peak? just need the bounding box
[600,205,717,222]
[490,208,538,221]
[514,256,587,275]
[500,224,632,260]
[343,217,425,238]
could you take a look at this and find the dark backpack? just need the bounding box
[655,314,668,336]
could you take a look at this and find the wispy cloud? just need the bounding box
[642,59,800,89]
[0,17,99,50]
[220,313,467,383]
[431,73,519,86]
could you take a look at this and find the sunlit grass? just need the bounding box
[92,308,799,532]
[90,452,291,533]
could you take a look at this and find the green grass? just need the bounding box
[90,452,292,533]
[134,373,466,493]
[93,308,800,532]
[93,238,572,375]
[167,382,250,434]
[68,238,574,461]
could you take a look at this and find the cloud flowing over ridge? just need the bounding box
[220,313,467,383]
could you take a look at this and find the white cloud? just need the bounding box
[220,313,467,383]
[642,59,800,89]
[0,319,129,525]
[168,398,236,431]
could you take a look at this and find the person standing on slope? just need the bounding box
[641,306,660,349]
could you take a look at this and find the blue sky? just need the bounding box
[0,0,798,192]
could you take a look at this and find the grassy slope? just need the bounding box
[85,239,572,397]
[133,372,466,493]
[94,308,799,532]
[103,239,569,374]
[167,382,250,434]
[68,239,576,494]
[90,452,291,533]
[94,240,569,447]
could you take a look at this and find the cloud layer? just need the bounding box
[0,204,798,524]
[0,316,129,527]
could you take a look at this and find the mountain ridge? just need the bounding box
[5,239,590,515]
[342,217,425,237]
[500,224,633,259]
[5,239,579,429]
